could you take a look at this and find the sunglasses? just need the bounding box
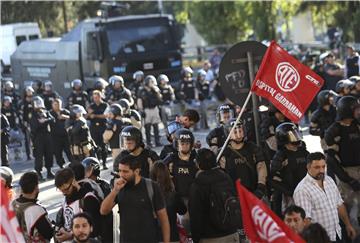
[57,180,74,192]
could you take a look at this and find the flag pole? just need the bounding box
[216,91,253,162]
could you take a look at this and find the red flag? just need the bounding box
[251,41,324,123]
[0,181,25,243]
[236,180,305,243]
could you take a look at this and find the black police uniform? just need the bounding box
[20,98,33,159]
[159,85,174,104]
[270,142,309,215]
[163,152,198,198]
[310,106,336,139]
[1,106,19,129]
[29,109,55,175]
[345,55,359,78]
[114,148,159,178]
[106,87,132,104]
[88,102,108,166]
[67,90,88,109]
[180,80,196,103]
[1,114,10,166]
[325,120,360,180]
[197,81,210,100]
[2,90,21,110]
[66,117,95,163]
[50,109,73,167]
[42,91,60,110]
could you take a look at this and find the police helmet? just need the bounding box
[0,166,14,188]
[93,78,108,91]
[109,75,124,86]
[2,96,12,104]
[225,118,247,141]
[275,122,302,146]
[157,74,169,84]
[317,90,338,107]
[4,81,14,91]
[71,79,82,89]
[82,157,101,177]
[133,70,144,80]
[70,104,87,118]
[119,98,130,114]
[335,79,354,93]
[173,128,194,149]
[336,96,360,120]
[182,66,193,76]
[197,69,207,78]
[349,76,360,84]
[32,96,45,109]
[144,75,157,87]
[216,104,234,124]
[109,103,123,117]
[120,126,143,148]
[44,80,53,90]
[25,86,35,94]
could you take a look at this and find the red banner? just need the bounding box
[236,180,305,243]
[0,181,25,243]
[251,41,324,123]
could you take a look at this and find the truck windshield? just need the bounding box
[105,19,176,55]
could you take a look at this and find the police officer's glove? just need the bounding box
[348,179,360,191]
[141,111,146,118]
[254,183,267,199]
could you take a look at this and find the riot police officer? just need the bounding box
[159,121,183,159]
[196,69,211,129]
[163,128,199,198]
[20,86,35,160]
[324,96,360,232]
[270,122,309,216]
[129,70,145,103]
[82,157,113,243]
[179,67,199,104]
[29,96,55,180]
[2,95,22,160]
[334,79,354,104]
[114,126,159,178]
[87,90,109,169]
[42,80,60,110]
[163,128,198,234]
[206,104,234,154]
[309,90,337,151]
[119,98,141,129]
[219,118,267,198]
[50,98,73,168]
[158,74,175,127]
[66,79,89,109]
[106,75,134,106]
[137,75,163,147]
[259,104,290,161]
[103,104,131,162]
[1,114,10,166]
[1,96,20,130]
[2,80,20,109]
[66,104,96,163]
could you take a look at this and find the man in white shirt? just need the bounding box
[293,152,356,242]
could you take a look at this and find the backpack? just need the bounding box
[208,169,242,231]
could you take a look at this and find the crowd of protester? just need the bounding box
[1,45,360,243]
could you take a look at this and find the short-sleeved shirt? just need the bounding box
[293,174,343,241]
[116,178,165,243]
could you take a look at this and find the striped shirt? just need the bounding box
[293,173,343,241]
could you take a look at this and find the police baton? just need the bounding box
[216,91,252,163]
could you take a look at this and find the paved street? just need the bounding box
[8,125,321,222]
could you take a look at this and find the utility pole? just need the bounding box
[62,1,68,33]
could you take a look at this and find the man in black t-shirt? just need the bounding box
[101,155,170,243]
